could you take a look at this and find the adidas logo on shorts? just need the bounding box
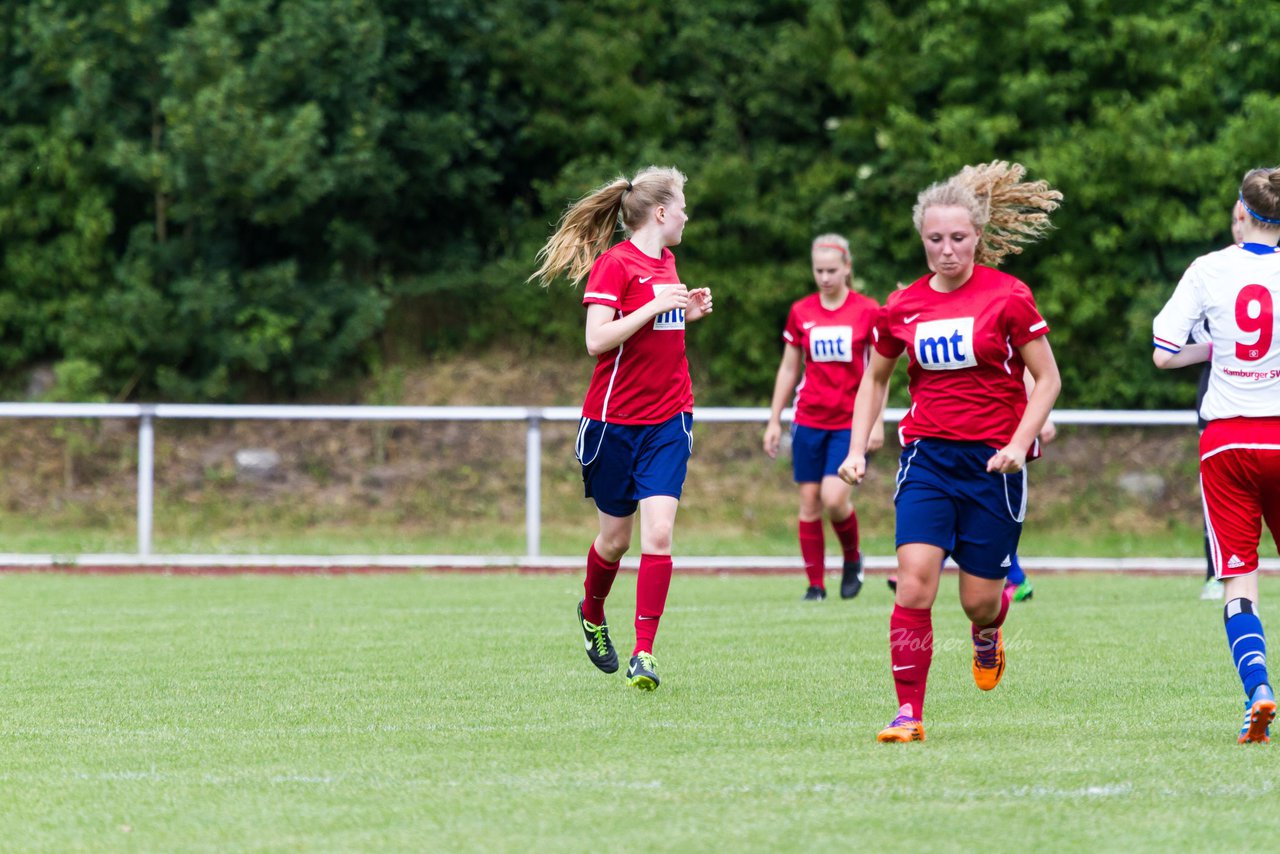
[1228,555,1246,569]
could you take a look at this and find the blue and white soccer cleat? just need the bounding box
[1239,684,1277,744]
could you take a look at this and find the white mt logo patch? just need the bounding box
[914,317,977,371]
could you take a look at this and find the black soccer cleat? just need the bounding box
[803,585,827,601]
[627,653,659,690]
[577,600,618,673]
[840,554,865,599]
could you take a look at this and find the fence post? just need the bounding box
[137,407,155,557]
[525,411,542,559]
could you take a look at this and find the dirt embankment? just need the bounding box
[1,351,1202,541]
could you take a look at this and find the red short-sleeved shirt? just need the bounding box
[580,241,693,425]
[781,291,880,429]
[874,265,1049,450]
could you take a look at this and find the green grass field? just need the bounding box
[1,570,1277,851]
[0,507,1209,563]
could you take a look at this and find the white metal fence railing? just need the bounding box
[0,404,1198,559]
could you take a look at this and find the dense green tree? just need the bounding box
[1,0,391,399]
[1,0,1277,406]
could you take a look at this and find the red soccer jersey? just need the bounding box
[580,240,694,425]
[873,265,1049,450]
[781,291,880,429]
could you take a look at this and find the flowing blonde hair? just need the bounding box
[529,166,688,286]
[912,161,1062,267]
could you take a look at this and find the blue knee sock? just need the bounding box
[1006,553,1025,586]
[1225,598,1270,699]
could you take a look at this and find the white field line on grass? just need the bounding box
[0,553,1274,574]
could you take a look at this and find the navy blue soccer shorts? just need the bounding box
[893,438,1026,579]
[575,412,694,518]
[790,423,852,483]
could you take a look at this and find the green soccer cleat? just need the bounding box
[627,652,660,690]
[1012,580,1034,602]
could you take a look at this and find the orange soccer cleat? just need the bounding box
[877,712,925,743]
[972,627,1005,691]
[1239,685,1277,744]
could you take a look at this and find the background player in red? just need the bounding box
[1153,166,1280,743]
[530,166,713,691]
[838,161,1062,743]
[763,234,884,601]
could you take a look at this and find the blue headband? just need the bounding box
[1240,193,1280,225]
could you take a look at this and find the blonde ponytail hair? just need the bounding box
[529,166,688,286]
[912,161,1062,267]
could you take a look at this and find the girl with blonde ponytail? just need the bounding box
[837,161,1063,743]
[533,166,713,692]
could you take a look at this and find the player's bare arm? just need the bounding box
[867,379,890,454]
[839,350,895,485]
[763,345,802,458]
[988,336,1061,474]
[584,287,689,356]
[1152,341,1211,370]
[1022,367,1056,443]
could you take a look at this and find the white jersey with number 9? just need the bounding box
[1153,243,1280,421]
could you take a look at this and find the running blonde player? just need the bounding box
[839,162,1062,743]
[532,167,712,691]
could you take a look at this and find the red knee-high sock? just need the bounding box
[889,604,933,720]
[830,511,860,562]
[971,582,1013,644]
[798,519,825,588]
[633,554,673,655]
[581,543,620,625]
